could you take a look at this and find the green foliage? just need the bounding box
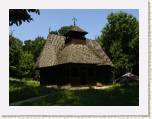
[23,36,45,61]
[21,36,45,79]
[49,26,73,35]
[10,78,138,106]
[49,31,58,35]
[9,35,45,79]
[58,25,73,35]
[23,40,33,52]
[9,35,23,78]
[97,12,139,78]
[19,84,138,106]
[18,52,35,78]
[32,37,46,61]
[9,35,23,66]
[9,78,52,103]
[9,9,40,26]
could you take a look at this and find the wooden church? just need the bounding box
[36,23,113,86]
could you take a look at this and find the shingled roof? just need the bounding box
[65,26,88,36]
[69,26,87,32]
[36,34,113,68]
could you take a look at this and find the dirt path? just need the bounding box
[69,85,113,90]
[10,94,51,106]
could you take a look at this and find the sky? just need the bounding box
[10,9,139,41]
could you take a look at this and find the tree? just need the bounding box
[9,35,23,66]
[18,52,35,78]
[49,30,58,35]
[97,12,139,78]
[58,26,73,35]
[9,35,23,78]
[49,26,73,36]
[23,40,33,53]
[9,9,40,26]
[32,36,46,61]
[23,36,45,61]
[9,34,45,79]
[22,37,45,80]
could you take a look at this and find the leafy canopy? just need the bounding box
[9,35,45,79]
[49,25,73,35]
[97,12,139,78]
[9,9,40,26]
[9,35,23,67]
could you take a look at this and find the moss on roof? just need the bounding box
[65,26,88,35]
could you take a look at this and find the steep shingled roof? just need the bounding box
[36,34,113,68]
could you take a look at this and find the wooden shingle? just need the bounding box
[36,34,112,68]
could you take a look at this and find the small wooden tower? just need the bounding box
[65,26,88,43]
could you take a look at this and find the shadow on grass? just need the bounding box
[9,80,55,103]
[21,85,139,106]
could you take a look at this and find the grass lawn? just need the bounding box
[9,78,54,103]
[10,78,139,106]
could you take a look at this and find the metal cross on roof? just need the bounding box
[72,17,77,26]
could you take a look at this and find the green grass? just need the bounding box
[9,78,139,106]
[9,78,53,103]
[21,84,139,106]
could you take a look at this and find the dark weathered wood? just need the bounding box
[37,26,113,86]
[40,63,113,86]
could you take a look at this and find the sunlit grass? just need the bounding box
[9,78,51,103]
[21,84,139,106]
[9,78,138,106]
